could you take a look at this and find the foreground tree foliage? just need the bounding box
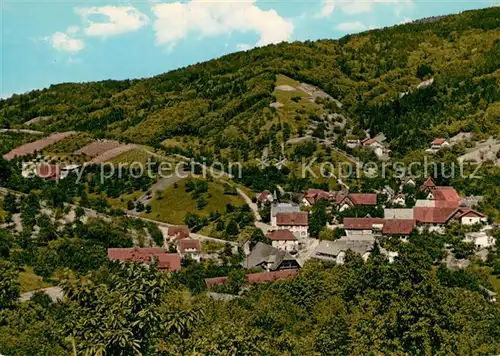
[1,243,499,355]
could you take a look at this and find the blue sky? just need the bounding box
[1,0,498,98]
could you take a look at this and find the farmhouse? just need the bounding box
[275,212,309,238]
[419,176,436,192]
[343,218,385,235]
[427,186,461,207]
[267,230,299,252]
[270,202,301,226]
[167,226,190,240]
[177,239,201,262]
[337,193,378,212]
[343,217,415,237]
[107,247,181,272]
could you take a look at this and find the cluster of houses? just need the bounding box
[104,174,496,295]
[250,175,495,274]
[107,225,202,272]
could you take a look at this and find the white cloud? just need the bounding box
[336,21,367,32]
[47,31,85,53]
[76,6,149,37]
[66,26,80,35]
[151,0,293,48]
[319,0,411,17]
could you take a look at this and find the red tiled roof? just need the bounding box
[382,219,415,235]
[413,207,458,224]
[204,270,299,287]
[419,176,436,192]
[336,194,347,204]
[361,138,377,146]
[304,189,332,205]
[267,230,297,241]
[431,187,461,204]
[36,165,62,180]
[107,248,181,271]
[276,212,308,226]
[349,193,378,206]
[178,239,201,253]
[343,218,385,230]
[157,254,181,271]
[246,270,299,284]
[167,226,190,239]
[205,276,228,287]
[432,138,447,145]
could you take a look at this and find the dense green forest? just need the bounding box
[1,7,499,160]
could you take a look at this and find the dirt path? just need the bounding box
[0,129,44,135]
[19,286,63,303]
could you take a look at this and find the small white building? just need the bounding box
[457,210,488,226]
[426,138,450,153]
[464,232,495,250]
[267,230,299,253]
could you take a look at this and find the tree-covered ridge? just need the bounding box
[1,7,499,158]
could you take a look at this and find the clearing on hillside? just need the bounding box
[142,178,245,225]
[74,140,123,157]
[3,131,76,160]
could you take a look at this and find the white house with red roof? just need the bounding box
[302,189,333,207]
[275,212,309,238]
[426,138,450,153]
[257,190,274,203]
[177,238,202,262]
[267,230,299,252]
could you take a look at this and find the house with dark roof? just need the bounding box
[312,235,376,264]
[244,242,300,271]
[275,212,309,238]
[337,193,378,212]
[107,247,181,272]
[267,230,298,252]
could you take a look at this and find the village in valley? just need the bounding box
[1,128,497,301]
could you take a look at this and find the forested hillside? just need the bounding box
[1,7,499,159]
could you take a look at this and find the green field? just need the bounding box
[142,178,245,224]
[18,266,52,293]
